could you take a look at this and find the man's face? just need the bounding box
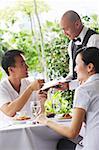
[60,17,79,40]
[11,54,29,79]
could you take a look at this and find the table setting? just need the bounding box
[0,111,66,150]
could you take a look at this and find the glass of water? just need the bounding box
[30,100,41,120]
[52,99,61,114]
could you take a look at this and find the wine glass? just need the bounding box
[52,99,61,114]
[30,100,41,120]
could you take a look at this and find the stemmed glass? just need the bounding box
[52,99,61,114]
[30,100,41,120]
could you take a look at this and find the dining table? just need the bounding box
[0,118,84,150]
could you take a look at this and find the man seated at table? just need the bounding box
[0,49,46,118]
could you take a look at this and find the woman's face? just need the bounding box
[75,53,89,82]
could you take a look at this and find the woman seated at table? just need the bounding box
[37,47,99,150]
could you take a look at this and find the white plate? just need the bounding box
[51,117,71,122]
[13,120,29,124]
[12,117,32,124]
[55,118,72,122]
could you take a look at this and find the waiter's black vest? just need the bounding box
[71,28,97,79]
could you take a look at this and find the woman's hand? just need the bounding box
[38,90,48,113]
[36,113,48,125]
[38,90,47,102]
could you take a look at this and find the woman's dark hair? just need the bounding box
[76,47,99,73]
[1,49,24,75]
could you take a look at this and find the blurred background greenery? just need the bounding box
[0,0,99,114]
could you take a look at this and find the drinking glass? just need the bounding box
[30,100,41,120]
[52,99,61,114]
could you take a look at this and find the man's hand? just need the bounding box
[30,79,45,91]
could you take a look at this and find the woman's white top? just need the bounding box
[73,74,99,150]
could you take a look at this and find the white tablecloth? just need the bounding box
[0,120,68,150]
[0,119,84,150]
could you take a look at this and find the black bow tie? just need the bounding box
[73,37,81,42]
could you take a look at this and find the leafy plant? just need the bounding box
[0,70,3,80]
[43,21,70,79]
[45,91,72,114]
[0,5,99,114]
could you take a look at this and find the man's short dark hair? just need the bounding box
[1,49,24,75]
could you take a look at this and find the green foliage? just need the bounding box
[11,31,42,71]
[0,5,99,114]
[0,28,42,72]
[82,14,99,32]
[42,21,72,114]
[0,0,49,21]
[16,0,49,14]
[45,91,72,114]
[43,21,70,79]
[0,0,49,73]
[0,70,3,80]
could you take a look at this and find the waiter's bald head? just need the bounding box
[61,10,81,22]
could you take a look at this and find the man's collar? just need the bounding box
[77,26,88,42]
